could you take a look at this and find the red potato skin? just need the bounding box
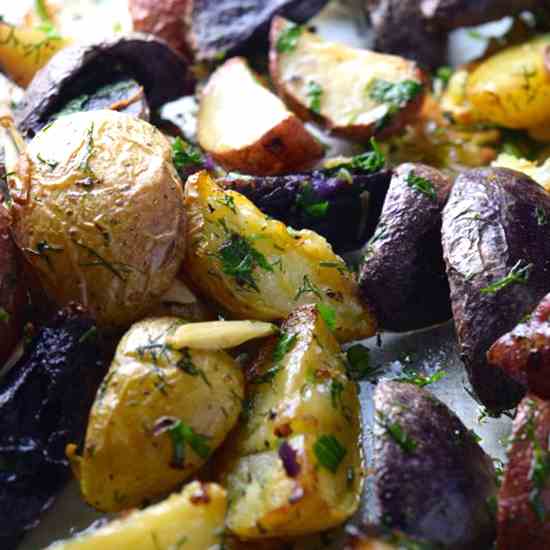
[488,293,550,400]
[0,206,25,366]
[268,17,428,143]
[498,394,550,550]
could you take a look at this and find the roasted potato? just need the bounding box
[197,57,323,175]
[0,19,70,88]
[269,17,426,141]
[492,153,550,193]
[9,110,186,329]
[358,163,452,331]
[344,524,441,550]
[467,36,550,129]
[442,168,550,411]
[220,164,392,253]
[46,482,227,550]
[0,305,105,549]
[440,69,483,127]
[488,292,550,400]
[374,381,497,549]
[497,394,550,550]
[69,317,244,512]
[183,170,377,343]
[222,305,364,538]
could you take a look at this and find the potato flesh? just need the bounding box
[468,36,550,129]
[46,482,227,550]
[223,305,363,538]
[271,18,423,133]
[10,110,186,328]
[183,171,377,343]
[73,317,244,512]
[492,153,550,193]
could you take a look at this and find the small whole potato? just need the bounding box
[9,110,186,328]
[69,317,244,512]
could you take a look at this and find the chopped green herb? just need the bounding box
[0,307,9,324]
[367,79,423,128]
[362,224,387,259]
[330,379,345,410]
[295,274,323,301]
[177,348,211,387]
[276,23,303,53]
[319,261,350,275]
[330,138,385,173]
[36,152,58,169]
[296,183,329,218]
[317,303,336,331]
[435,66,453,87]
[346,344,382,381]
[217,232,273,291]
[377,412,417,453]
[405,171,437,201]
[536,206,548,226]
[166,419,211,468]
[78,326,97,344]
[273,331,298,364]
[307,81,323,114]
[172,137,203,172]
[75,240,133,282]
[217,195,237,214]
[480,259,533,294]
[314,435,347,473]
[396,368,447,388]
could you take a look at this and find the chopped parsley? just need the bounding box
[377,412,417,453]
[36,152,58,170]
[396,368,447,388]
[330,379,345,410]
[536,206,548,226]
[295,274,323,301]
[276,23,303,53]
[177,349,211,387]
[329,138,385,173]
[171,137,203,172]
[317,303,336,332]
[346,344,382,381]
[433,66,453,95]
[314,435,347,473]
[307,81,323,114]
[165,419,211,468]
[405,171,437,201]
[296,184,329,218]
[217,232,273,291]
[250,331,297,385]
[480,260,533,294]
[0,307,9,324]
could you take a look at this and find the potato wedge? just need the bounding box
[269,17,425,141]
[46,482,227,550]
[222,305,364,538]
[492,153,550,193]
[0,20,70,88]
[344,524,438,550]
[69,317,244,512]
[197,57,323,175]
[467,36,550,129]
[183,171,377,343]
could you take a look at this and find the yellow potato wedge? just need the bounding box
[197,57,323,175]
[269,17,425,141]
[0,20,70,88]
[69,317,244,512]
[183,171,377,343]
[222,305,364,539]
[45,482,226,550]
[467,35,550,129]
[439,68,483,126]
[492,153,550,192]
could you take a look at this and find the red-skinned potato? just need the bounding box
[0,205,25,366]
[497,394,550,550]
[269,17,426,142]
[198,57,323,176]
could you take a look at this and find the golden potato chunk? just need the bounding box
[183,171,377,343]
[45,482,226,550]
[198,57,323,175]
[269,17,425,141]
[222,305,364,538]
[69,317,244,512]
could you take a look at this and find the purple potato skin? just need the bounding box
[220,168,392,253]
[442,168,550,412]
[359,163,452,332]
[374,381,497,549]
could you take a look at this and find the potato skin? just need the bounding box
[467,36,550,129]
[488,292,550,400]
[183,171,377,343]
[359,163,452,331]
[72,317,244,512]
[198,57,323,176]
[46,482,227,550]
[442,168,550,411]
[497,395,550,550]
[344,524,440,550]
[222,305,364,538]
[10,110,186,328]
[374,381,497,549]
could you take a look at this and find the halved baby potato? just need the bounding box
[197,57,323,175]
[269,17,425,141]
[183,170,377,343]
[46,481,227,550]
[69,317,244,512]
[222,305,364,538]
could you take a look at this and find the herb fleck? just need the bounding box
[296,184,329,218]
[158,418,211,469]
[536,206,548,226]
[307,81,323,114]
[250,331,297,385]
[314,435,347,473]
[177,348,211,387]
[405,171,437,201]
[367,79,423,128]
[276,23,303,53]
[172,137,203,172]
[317,303,336,331]
[329,138,385,173]
[377,411,417,453]
[396,368,447,388]
[0,307,9,324]
[346,344,382,381]
[480,260,533,294]
[295,274,323,301]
